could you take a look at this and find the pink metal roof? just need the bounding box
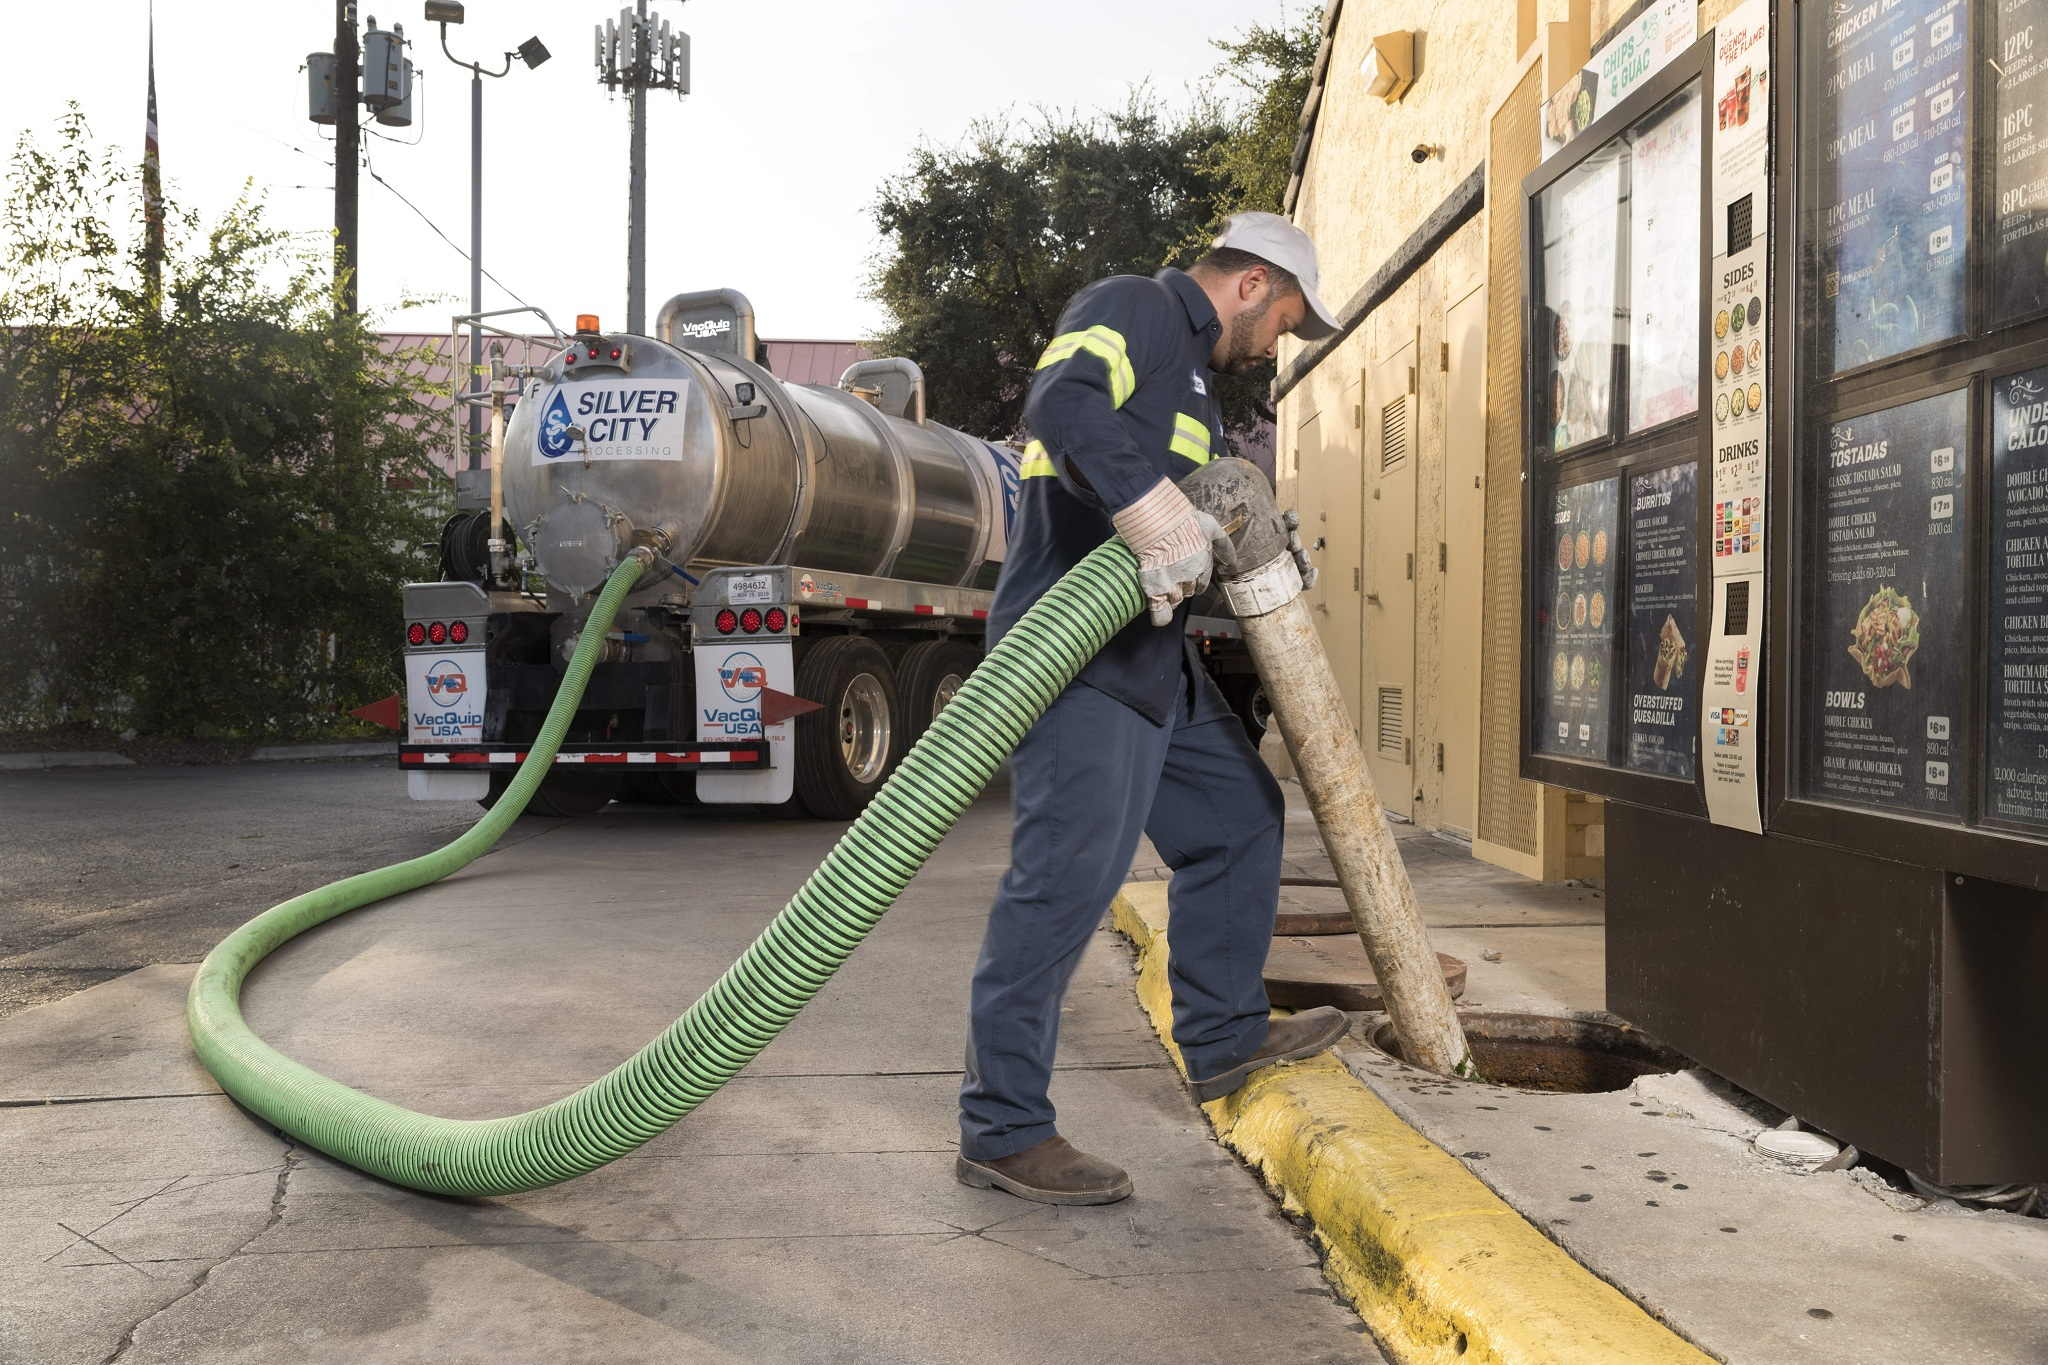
[763,338,873,387]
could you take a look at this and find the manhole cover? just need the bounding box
[1275,877,1353,935]
[1263,936,1466,1012]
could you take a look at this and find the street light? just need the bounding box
[429,1,550,469]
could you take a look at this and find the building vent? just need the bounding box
[1380,396,1410,472]
[1377,686,1407,759]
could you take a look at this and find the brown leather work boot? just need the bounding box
[955,1135,1134,1206]
[1186,1005,1350,1103]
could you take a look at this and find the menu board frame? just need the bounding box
[1770,0,2048,884]
[1520,39,1714,818]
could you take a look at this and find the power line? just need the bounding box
[359,144,539,314]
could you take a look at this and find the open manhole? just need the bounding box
[1368,1012,1690,1093]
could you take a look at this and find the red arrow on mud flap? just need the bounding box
[350,694,403,731]
[758,688,825,726]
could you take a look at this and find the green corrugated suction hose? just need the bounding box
[188,540,1146,1196]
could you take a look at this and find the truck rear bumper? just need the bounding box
[399,742,769,771]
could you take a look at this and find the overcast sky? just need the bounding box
[0,1,1290,340]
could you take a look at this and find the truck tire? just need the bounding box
[1218,672,1271,746]
[792,635,901,820]
[896,639,982,749]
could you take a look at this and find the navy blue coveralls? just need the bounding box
[958,268,1285,1160]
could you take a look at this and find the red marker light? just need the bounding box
[764,607,788,632]
[714,608,738,634]
[587,347,599,359]
[427,621,447,645]
[739,608,763,633]
[407,622,427,646]
[609,348,622,360]
[449,620,470,644]
[564,353,576,365]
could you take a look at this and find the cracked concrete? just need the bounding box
[0,780,1379,1364]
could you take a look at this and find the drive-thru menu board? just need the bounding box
[1539,478,1621,762]
[1805,390,1967,817]
[1626,464,1700,776]
[1811,0,1968,374]
[1995,0,2048,326]
[1990,368,2048,828]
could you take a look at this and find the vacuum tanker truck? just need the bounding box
[399,289,1263,818]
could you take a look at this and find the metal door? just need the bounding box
[1441,287,1487,837]
[1299,400,1365,741]
[1366,340,1418,817]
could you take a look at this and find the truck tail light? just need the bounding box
[765,607,787,632]
[739,608,762,633]
[427,621,447,645]
[449,620,470,644]
[408,622,427,646]
[714,608,738,634]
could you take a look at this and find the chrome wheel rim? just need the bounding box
[931,671,967,724]
[838,672,892,784]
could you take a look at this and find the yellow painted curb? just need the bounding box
[1110,882,1713,1365]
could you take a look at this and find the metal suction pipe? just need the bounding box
[1181,458,1476,1080]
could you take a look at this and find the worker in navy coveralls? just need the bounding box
[956,214,1349,1205]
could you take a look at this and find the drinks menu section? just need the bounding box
[1810,0,1968,374]
[1996,0,2048,326]
[1805,390,1967,817]
[1626,464,1700,777]
[1989,368,2048,828]
[1538,478,1621,763]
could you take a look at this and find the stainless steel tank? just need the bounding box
[500,290,1019,599]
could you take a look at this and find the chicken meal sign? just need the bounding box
[535,378,689,463]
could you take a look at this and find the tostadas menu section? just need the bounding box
[1802,391,1966,816]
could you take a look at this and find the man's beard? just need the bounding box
[1218,295,1275,374]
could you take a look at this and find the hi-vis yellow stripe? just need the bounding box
[1019,439,1056,479]
[1035,326,1136,407]
[1170,411,1212,465]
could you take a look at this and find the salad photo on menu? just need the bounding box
[1847,586,1919,690]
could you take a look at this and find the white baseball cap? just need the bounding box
[1212,212,1340,340]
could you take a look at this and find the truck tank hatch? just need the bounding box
[536,497,621,597]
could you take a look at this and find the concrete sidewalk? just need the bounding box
[1128,782,2048,1364]
[0,793,1378,1364]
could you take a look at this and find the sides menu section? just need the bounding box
[1803,390,1967,817]
[1989,368,2048,828]
[1538,478,1621,763]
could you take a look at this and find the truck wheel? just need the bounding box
[1219,673,1271,746]
[792,636,901,819]
[896,640,982,749]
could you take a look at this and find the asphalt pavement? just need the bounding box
[0,765,1378,1363]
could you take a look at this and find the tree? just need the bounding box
[866,13,1322,450]
[0,111,444,739]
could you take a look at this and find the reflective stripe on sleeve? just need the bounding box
[1035,326,1136,407]
[1169,411,1212,465]
[1019,439,1056,479]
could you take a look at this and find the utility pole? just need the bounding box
[427,2,550,467]
[596,4,689,335]
[311,6,414,314]
[334,0,361,313]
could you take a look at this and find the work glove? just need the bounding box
[1282,508,1319,590]
[1111,477,1228,626]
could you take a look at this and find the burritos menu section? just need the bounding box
[1626,464,1700,777]
[1807,0,1969,375]
[1995,0,2048,326]
[1804,391,1967,817]
[1990,367,2048,829]
[1539,478,1621,762]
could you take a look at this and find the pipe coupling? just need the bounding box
[1222,551,1304,617]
